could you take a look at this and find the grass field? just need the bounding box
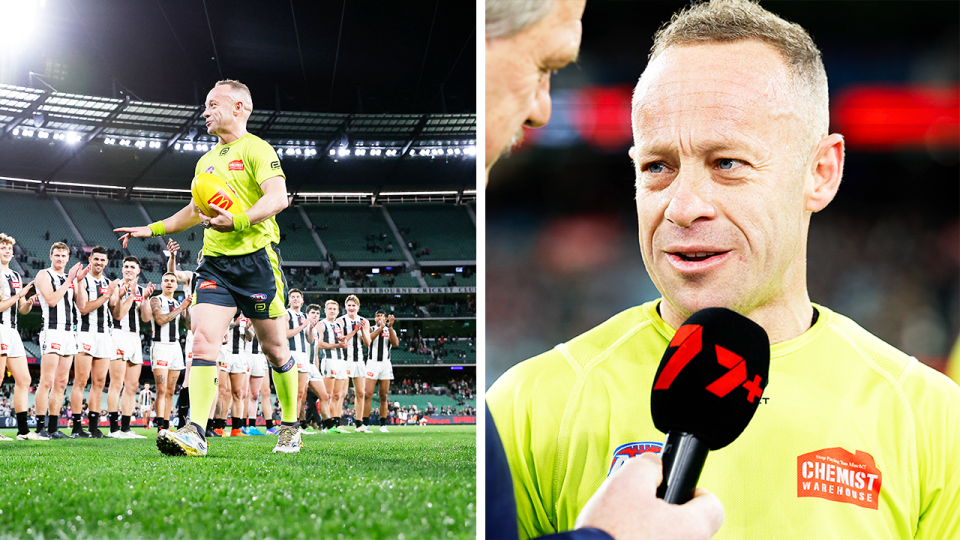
[0,425,476,540]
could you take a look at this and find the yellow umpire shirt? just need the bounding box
[194,133,284,257]
[487,301,960,540]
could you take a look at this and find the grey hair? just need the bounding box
[649,0,829,142]
[215,79,253,112]
[485,0,554,40]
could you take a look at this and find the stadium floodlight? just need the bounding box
[174,142,181,150]
[21,129,34,137]
[149,141,161,149]
[355,149,366,156]
[464,146,476,156]
[183,143,193,151]
[37,131,49,139]
[197,143,208,151]
[329,149,336,156]
[66,132,81,144]
[11,128,19,136]
[285,148,295,156]
[338,148,350,157]
[104,137,116,145]
[0,0,39,53]
[119,139,131,146]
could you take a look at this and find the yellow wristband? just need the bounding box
[148,221,165,237]
[234,212,251,232]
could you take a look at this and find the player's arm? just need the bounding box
[115,203,201,249]
[139,283,156,323]
[78,279,117,315]
[110,282,133,320]
[166,239,193,283]
[386,315,399,347]
[36,264,78,307]
[285,320,308,339]
[181,296,192,332]
[359,319,372,347]
[17,281,37,314]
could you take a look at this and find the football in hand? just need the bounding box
[191,172,244,218]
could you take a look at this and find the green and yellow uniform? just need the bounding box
[487,301,960,540]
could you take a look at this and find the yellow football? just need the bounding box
[191,172,244,218]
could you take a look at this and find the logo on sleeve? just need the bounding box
[228,160,244,171]
[206,166,216,174]
[798,448,882,509]
[608,441,664,476]
[270,160,280,170]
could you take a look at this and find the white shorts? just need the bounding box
[151,342,185,371]
[113,330,144,365]
[185,330,194,361]
[294,351,309,373]
[40,328,79,356]
[346,360,366,379]
[365,359,394,381]
[248,353,267,378]
[323,357,348,380]
[0,325,26,358]
[221,353,248,375]
[77,331,117,359]
[307,361,323,382]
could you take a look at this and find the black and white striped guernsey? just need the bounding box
[337,315,367,362]
[369,327,393,362]
[287,309,308,353]
[41,269,77,331]
[79,275,113,333]
[226,317,246,355]
[245,333,261,356]
[151,296,181,344]
[0,269,23,329]
[113,284,144,333]
[318,319,344,360]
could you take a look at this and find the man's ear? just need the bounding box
[805,133,845,213]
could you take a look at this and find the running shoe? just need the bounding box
[329,427,347,434]
[157,422,208,457]
[17,431,50,441]
[0,432,14,441]
[119,430,147,439]
[379,426,390,433]
[265,427,279,435]
[230,428,250,437]
[213,428,225,437]
[244,427,265,436]
[272,425,302,454]
[299,427,317,436]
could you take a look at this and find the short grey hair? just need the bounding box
[485,0,553,40]
[648,0,829,143]
[215,79,253,113]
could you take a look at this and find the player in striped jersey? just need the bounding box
[285,289,313,432]
[223,313,251,437]
[107,256,154,439]
[301,303,330,433]
[150,272,192,433]
[165,239,200,429]
[364,310,398,433]
[337,295,371,432]
[0,233,40,441]
[242,320,268,435]
[318,299,361,432]
[72,246,119,438]
[34,242,89,439]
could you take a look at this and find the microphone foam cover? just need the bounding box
[651,307,770,450]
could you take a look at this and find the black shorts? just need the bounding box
[194,245,286,319]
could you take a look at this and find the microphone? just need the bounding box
[650,307,770,504]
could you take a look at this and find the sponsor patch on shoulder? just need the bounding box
[608,441,664,476]
[798,447,882,509]
[198,280,217,290]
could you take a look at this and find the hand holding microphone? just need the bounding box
[651,307,770,504]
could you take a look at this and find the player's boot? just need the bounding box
[105,429,122,438]
[379,426,390,433]
[272,425,302,454]
[89,428,106,439]
[265,427,279,435]
[70,429,91,439]
[48,430,69,439]
[230,428,250,437]
[213,428,225,437]
[157,422,208,457]
[245,427,264,436]
[17,431,50,441]
[0,432,13,441]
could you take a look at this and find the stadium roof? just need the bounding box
[0,1,476,194]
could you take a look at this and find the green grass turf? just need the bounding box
[0,425,476,540]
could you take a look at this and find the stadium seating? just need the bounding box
[142,200,203,272]
[0,189,78,274]
[275,209,324,262]
[386,204,475,261]
[303,204,405,262]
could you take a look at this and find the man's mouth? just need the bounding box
[675,252,720,262]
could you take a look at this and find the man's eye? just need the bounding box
[647,163,666,174]
[717,158,743,170]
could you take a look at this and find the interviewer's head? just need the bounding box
[485,0,586,176]
[630,0,844,341]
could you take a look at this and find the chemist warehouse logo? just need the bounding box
[608,441,663,476]
[797,447,882,510]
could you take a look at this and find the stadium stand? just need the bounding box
[304,204,405,262]
[387,204,475,261]
[275,208,324,262]
[0,189,78,275]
